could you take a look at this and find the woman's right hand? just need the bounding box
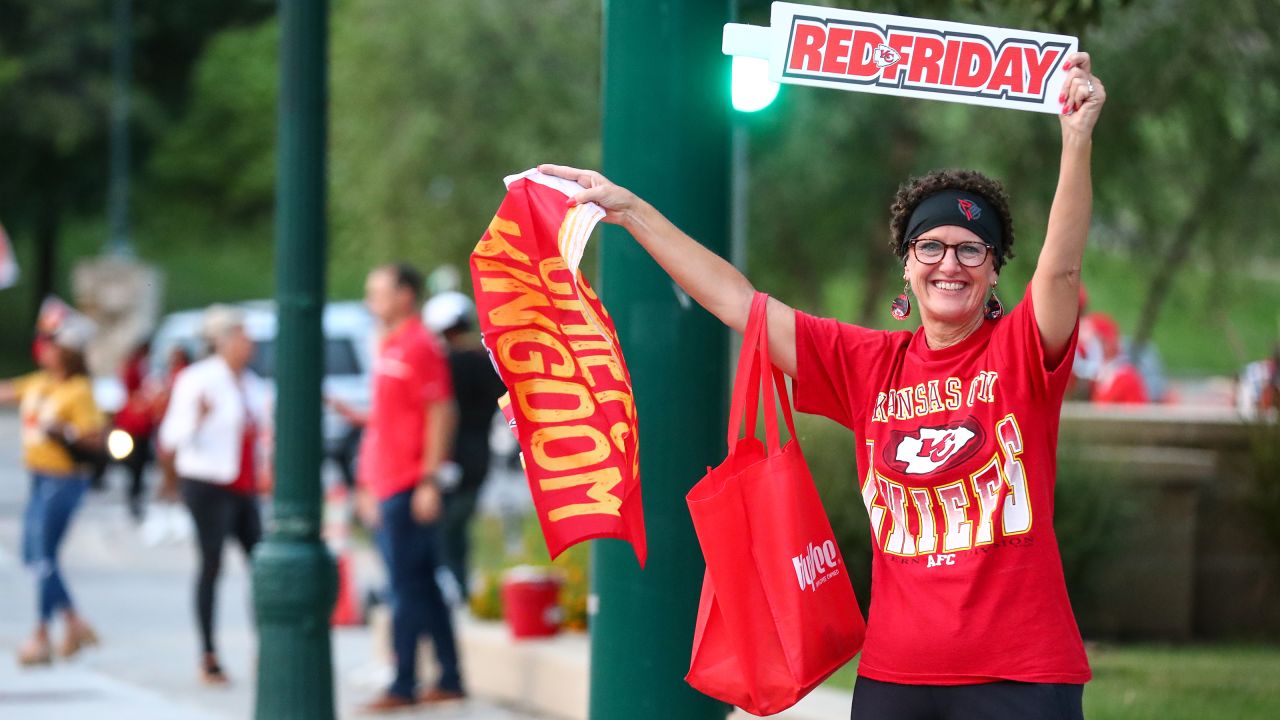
[537,164,643,227]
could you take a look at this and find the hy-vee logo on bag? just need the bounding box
[792,539,842,592]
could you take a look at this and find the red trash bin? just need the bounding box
[501,566,563,639]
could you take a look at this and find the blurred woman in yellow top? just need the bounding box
[0,315,105,665]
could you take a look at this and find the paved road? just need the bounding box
[0,409,545,719]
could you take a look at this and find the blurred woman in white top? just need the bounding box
[158,305,270,685]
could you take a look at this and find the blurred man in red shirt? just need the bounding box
[355,264,464,712]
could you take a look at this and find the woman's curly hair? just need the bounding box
[888,169,1015,271]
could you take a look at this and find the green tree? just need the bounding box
[1084,0,1280,354]
[327,0,602,294]
[133,0,604,300]
[0,0,273,351]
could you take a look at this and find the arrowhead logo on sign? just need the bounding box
[872,44,900,69]
[723,2,1078,114]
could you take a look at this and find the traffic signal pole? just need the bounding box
[251,1,336,718]
[590,2,734,719]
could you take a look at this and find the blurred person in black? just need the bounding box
[423,290,506,600]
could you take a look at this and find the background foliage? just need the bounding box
[1,0,1278,377]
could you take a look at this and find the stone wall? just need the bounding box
[1060,404,1280,641]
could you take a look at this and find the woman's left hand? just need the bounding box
[1058,51,1105,140]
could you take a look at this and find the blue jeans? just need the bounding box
[22,472,89,622]
[376,489,463,699]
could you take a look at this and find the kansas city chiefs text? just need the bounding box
[784,17,1068,104]
[872,371,998,424]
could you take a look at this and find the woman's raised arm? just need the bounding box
[1031,51,1106,366]
[538,164,798,377]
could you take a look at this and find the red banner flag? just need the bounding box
[470,170,646,566]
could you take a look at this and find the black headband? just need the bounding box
[903,190,1005,262]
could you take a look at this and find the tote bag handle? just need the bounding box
[725,292,798,455]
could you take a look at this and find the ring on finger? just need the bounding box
[1086,80,1095,96]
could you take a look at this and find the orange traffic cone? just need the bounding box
[331,552,362,626]
[325,484,362,626]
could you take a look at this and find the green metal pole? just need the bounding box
[107,0,132,255]
[251,1,336,718]
[591,2,734,719]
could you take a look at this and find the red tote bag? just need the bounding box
[685,292,865,716]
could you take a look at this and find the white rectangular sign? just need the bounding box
[724,2,1078,114]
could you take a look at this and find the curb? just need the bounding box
[457,615,851,719]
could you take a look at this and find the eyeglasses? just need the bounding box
[909,238,992,268]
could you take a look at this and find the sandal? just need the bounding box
[17,636,53,666]
[60,622,99,659]
[200,657,230,686]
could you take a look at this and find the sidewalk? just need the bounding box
[0,409,546,719]
[0,409,851,720]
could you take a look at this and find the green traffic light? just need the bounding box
[731,55,779,112]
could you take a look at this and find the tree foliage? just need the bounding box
[327,0,602,292]
[3,0,1278,374]
[0,0,274,347]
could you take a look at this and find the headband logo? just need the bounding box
[957,198,981,221]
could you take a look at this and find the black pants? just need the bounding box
[123,434,152,520]
[331,426,362,490]
[441,484,480,599]
[181,478,261,656]
[850,676,1084,720]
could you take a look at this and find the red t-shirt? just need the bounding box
[794,283,1091,685]
[357,317,453,501]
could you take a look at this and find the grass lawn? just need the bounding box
[823,644,1280,719]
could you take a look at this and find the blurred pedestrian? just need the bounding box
[423,289,506,600]
[1086,314,1148,404]
[357,264,465,712]
[153,345,193,502]
[0,314,104,665]
[157,305,268,685]
[1238,343,1280,417]
[111,340,157,520]
[1067,286,1099,400]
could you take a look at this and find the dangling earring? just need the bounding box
[984,285,1004,320]
[891,282,911,320]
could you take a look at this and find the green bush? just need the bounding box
[1053,446,1134,618]
[468,512,591,632]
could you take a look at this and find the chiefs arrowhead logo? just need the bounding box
[958,198,982,221]
[872,43,901,69]
[883,417,985,475]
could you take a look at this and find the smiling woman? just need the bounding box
[886,171,1015,348]
[538,47,1106,720]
